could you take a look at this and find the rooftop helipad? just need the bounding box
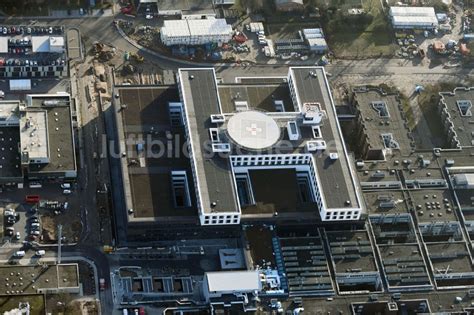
[226,110,281,151]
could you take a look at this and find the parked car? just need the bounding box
[60,183,71,189]
[63,189,72,195]
[29,218,39,224]
[25,195,40,203]
[13,251,25,258]
[5,227,14,236]
[35,250,45,256]
[15,232,21,240]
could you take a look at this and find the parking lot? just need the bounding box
[0,181,82,247]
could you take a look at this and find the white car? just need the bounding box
[63,189,72,195]
[0,90,4,98]
[15,232,20,240]
[60,183,71,189]
[14,251,25,257]
[145,14,153,19]
[30,230,40,236]
[35,250,45,256]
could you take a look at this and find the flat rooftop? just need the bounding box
[217,84,295,113]
[378,244,431,288]
[0,263,78,295]
[179,69,239,214]
[403,167,444,181]
[363,191,409,215]
[326,230,377,273]
[448,168,474,212]
[370,214,416,244]
[279,235,334,295]
[354,89,413,156]
[439,88,474,148]
[426,242,474,274]
[0,127,22,179]
[23,94,75,174]
[176,67,362,221]
[20,110,48,160]
[119,87,197,219]
[410,189,457,223]
[290,67,360,210]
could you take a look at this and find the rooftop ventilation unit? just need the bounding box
[209,128,220,142]
[273,100,284,112]
[380,200,395,208]
[381,133,400,149]
[302,103,326,125]
[329,152,339,160]
[456,100,472,117]
[43,100,67,106]
[387,302,398,312]
[306,140,326,152]
[287,121,300,141]
[372,101,389,117]
[234,100,248,112]
[210,114,225,124]
[212,143,231,153]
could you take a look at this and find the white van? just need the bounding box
[61,183,71,189]
[29,182,42,189]
[14,251,25,257]
[35,250,45,256]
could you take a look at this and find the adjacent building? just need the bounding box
[203,270,261,311]
[0,92,76,185]
[303,28,328,54]
[160,18,233,46]
[389,6,438,30]
[113,67,365,240]
[352,87,414,160]
[439,87,474,149]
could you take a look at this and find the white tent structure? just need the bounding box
[389,6,438,29]
[160,18,233,46]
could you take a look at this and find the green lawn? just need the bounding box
[325,0,397,58]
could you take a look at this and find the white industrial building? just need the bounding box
[160,18,233,46]
[32,36,65,53]
[203,270,262,304]
[303,29,328,53]
[389,6,438,29]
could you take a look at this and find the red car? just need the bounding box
[25,195,40,203]
[121,5,133,14]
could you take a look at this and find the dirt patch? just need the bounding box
[40,214,81,244]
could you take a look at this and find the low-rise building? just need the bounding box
[160,18,233,46]
[20,93,76,179]
[352,87,414,160]
[389,6,438,30]
[439,87,474,149]
[0,93,76,185]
